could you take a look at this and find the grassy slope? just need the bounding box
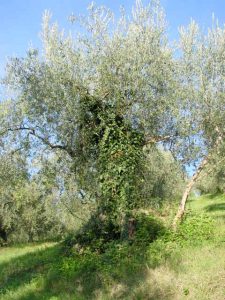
[155,193,225,300]
[1,194,225,299]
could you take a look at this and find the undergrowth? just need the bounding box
[0,195,219,299]
[51,210,215,298]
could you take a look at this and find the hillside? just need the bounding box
[0,194,225,300]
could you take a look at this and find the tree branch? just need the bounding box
[144,134,173,145]
[1,126,76,157]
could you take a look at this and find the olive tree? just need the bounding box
[1,1,180,233]
[0,152,27,243]
[173,20,225,226]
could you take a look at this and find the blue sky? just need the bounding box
[0,0,225,75]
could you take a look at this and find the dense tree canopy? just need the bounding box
[1,0,225,239]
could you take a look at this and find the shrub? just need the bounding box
[174,212,214,246]
[146,211,215,268]
[134,213,166,244]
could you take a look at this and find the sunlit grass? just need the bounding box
[1,194,225,299]
[1,276,44,300]
[0,243,60,300]
[189,193,225,237]
[0,242,56,264]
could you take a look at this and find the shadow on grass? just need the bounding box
[0,240,174,300]
[204,193,225,200]
[204,202,225,213]
[0,244,62,299]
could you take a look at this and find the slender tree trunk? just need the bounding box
[172,156,209,229]
[173,129,223,229]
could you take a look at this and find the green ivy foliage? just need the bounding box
[98,111,145,223]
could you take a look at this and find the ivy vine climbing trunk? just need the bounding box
[75,93,146,239]
[97,111,145,237]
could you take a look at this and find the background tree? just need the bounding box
[0,152,27,243]
[0,151,66,244]
[173,20,225,225]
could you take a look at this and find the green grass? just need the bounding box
[0,243,61,300]
[1,194,225,299]
[188,193,225,239]
[0,241,152,300]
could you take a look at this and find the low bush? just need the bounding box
[146,210,215,268]
[173,211,214,246]
[134,213,166,244]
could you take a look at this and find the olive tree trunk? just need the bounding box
[172,155,209,228]
[173,129,223,229]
